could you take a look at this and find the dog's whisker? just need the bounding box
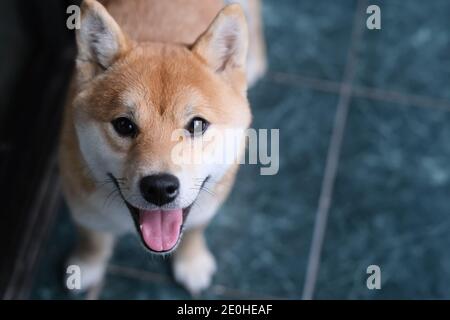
[103,188,120,208]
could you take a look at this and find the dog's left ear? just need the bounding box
[192,4,248,77]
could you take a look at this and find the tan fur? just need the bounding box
[100,0,223,44]
[59,0,262,294]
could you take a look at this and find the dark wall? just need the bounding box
[0,0,80,297]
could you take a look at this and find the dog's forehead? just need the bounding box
[119,84,205,119]
[115,46,212,115]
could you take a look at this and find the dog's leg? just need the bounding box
[172,164,240,294]
[67,225,115,291]
[172,227,217,295]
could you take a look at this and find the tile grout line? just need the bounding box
[351,86,450,111]
[268,72,450,112]
[302,0,368,300]
[267,72,342,94]
[108,264,170,284]
[107,264,286,300]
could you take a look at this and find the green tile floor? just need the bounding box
[30,0,450,299]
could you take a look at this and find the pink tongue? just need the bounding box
[139,209,183,252]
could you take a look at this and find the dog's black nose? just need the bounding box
[139,174,180,206]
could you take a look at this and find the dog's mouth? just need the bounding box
[108,173,207,254]
[125,203,191,253]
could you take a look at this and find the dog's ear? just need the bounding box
[192,4,248,76]
[76,0,129,83]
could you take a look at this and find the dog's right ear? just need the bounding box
[76,0,129,83]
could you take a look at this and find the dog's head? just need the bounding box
[72,0,251,253]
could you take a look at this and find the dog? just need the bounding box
[59,0,266,294]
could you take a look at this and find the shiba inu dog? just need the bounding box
[59,0,266,294]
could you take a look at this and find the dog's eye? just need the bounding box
[111,117,138,138]
[187,117,209,136]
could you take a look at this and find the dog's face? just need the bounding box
[72,0,251,253]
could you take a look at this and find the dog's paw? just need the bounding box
[65,256,107,292]
[172,250,217,295]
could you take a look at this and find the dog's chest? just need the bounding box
[70,186,135,235]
